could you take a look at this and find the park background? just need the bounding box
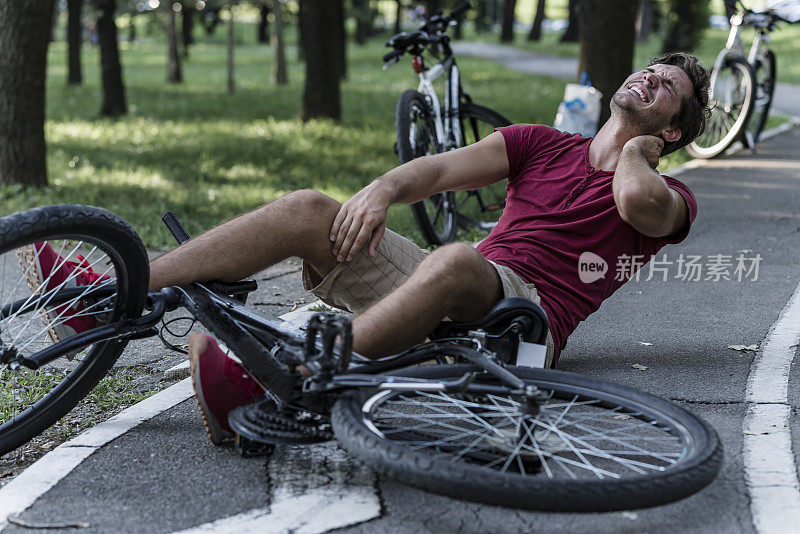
[1,0,798,250]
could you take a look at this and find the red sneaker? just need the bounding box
[16,242,113,355]
[188,334,266,445]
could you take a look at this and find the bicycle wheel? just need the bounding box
[746,49,776,145]
[686,56,755,159]
[332,364,722,512]
[0,205,149,455]
[395,89,455,246]
[454,102,512,240]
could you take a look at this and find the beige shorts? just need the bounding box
[302,229,555,367]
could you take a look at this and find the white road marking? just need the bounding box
[172,441,380,534]
[744,280,800,533]
[0,376,194,530]
[0,304,376,532]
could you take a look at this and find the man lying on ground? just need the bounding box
[27,52,710,445]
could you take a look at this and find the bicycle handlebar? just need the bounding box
[383,49,403,63]
[384,2,469,65]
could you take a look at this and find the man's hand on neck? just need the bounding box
[589,117,649,172]
[611,134,685,238]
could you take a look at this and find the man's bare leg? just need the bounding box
[351,243,503,357]
[149,190,341,291]
[149,193,502,359]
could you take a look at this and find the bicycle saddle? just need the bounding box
[431,297,550,346]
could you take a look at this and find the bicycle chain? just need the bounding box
[229,399,333,446]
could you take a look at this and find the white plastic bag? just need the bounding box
[553,83,602,137]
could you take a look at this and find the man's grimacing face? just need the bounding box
[611,64,694,141]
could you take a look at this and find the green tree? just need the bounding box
[270,0,287,84]
[662,0,710,53]
[528,0,545,41]
[166,2,183,82]
[182,1,195,53]
[578,0,638,126]
[0,0,57,186]
[94,0,127,116]
[67,0,83,85]
[561,0,579,42]
[299,0,341,121]
[500,0,516,42]
[257,2,270,43]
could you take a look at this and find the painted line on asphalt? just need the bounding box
[0,374,194,530]
[665,117,800,179]
[0,306,324,530]
[744,280,800,533]
[172,441,381,534]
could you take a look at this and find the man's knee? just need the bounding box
[281,189,340,216]
[416,243,501,318]
[421,243,490,287]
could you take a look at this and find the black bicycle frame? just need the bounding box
[3,280,532,408]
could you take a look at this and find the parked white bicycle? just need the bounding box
[687,0,799,158]
[383,2,512,246]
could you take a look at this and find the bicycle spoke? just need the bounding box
[369,387,687,480]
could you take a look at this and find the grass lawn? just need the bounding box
[1,21,567,249]
[4,15,785,249]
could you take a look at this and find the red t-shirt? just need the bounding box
[476,124,698,362]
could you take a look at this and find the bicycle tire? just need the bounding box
[396,89,456,246]
[686,56,755,159]
[0,205,149,455]
[452,102,512,239]
[746,48,776,145]
[332,364,722,512]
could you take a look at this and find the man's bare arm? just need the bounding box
[613,135,688,238]
[330,131,509,261]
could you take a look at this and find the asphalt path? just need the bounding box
[3,47,800,533]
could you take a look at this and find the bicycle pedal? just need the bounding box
[234,433,275,458]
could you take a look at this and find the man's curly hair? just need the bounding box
[647,52,711,155]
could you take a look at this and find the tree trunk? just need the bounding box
[227,5,234,94]
[453,10,464,39]
[271,0,287,84]
[354,0,368,45]
[0,0,56,186]
[426,0,442,16]
[636,0,653,42]
[166,5,182,82]
[201,6,221,35]
[560,0,580,42]
[95,0,126,116]
[528,0,545,41]
[394,0,402,34]
[334,0,346,80]
[182,2,195,49]
[257,4,270,43]
[500,0,517,42]
[299,0,341,121]
[724,0,736,20]
[297,5,305,62]
[49,3,58,43]
[578,0,637,126]
[128,12,136,42]
[662,0,709,54]
[475,0,489,32]
[67,0,83,85]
